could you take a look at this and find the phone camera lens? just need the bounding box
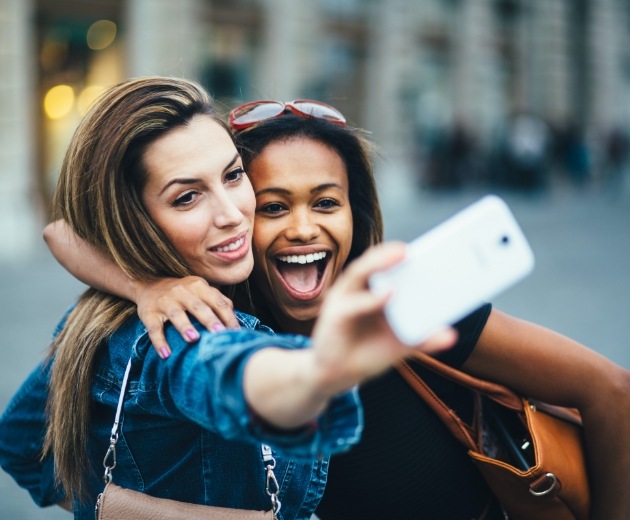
[500,235,510,245]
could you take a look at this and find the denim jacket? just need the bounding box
[0,311,362,520]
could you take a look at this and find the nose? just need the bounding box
[285,209,320,242]
[213,191,244,229]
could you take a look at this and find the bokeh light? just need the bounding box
[43,85,75,119]
[87,20,117,51]
[40,38,69,72]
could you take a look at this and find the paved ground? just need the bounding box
[1,173,628,518]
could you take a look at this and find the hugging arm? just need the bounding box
[43,220,239,356]
[463,309,630,520]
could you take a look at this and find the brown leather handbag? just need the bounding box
[398,353,590,520]
[95,358,278,520]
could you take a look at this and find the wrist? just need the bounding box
[126,277,145,304]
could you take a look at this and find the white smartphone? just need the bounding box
[369,195,535,345]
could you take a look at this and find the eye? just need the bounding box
[259,202,287,215]
[315,198,340,210]
[172,191,199,207]
[225,167,245,184]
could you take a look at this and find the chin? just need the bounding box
[206,264,253,287]
[279,300,321,324]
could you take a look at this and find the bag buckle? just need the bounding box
[529,472,561,497]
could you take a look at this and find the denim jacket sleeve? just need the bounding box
[131,318,363,459]
[0,359,65,507]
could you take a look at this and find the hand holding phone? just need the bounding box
[369,195,535,345]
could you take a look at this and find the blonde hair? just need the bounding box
[43,77,228,501]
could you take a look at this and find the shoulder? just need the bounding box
[436,303,492,368]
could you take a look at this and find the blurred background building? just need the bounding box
[1,0,630,260]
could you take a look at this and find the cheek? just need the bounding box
[157,214,206,261]
[252,220,276,268]
[251,235,273,291]
[335,210,354,262]
[163,230,195,263]
[239,191,256,223]
[236,178,256,222]
[251,242,265,274]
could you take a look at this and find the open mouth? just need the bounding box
[275,252,329,294]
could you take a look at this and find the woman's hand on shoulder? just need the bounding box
[134,276,239,358]
[311,242,457,394]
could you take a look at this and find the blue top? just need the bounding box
[0,311,362,520]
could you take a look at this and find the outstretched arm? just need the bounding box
[43,220,239,357]
[243,242,457,429]
[463,310,630,520]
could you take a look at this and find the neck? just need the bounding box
[242,280,317,336]
[276,314,315,336]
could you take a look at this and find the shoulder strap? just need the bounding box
[102,359,133,484]
[404,352,523,410]
[396,352,524,450]
[397,353,582,452]
[397,359,479,449]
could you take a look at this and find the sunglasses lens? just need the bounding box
[231,102,285,127]
[292,101,346,124]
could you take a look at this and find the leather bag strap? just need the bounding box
[396,351,528,452]
[397,359,479,449]
[400,352,581,423]
[404,352,523,410]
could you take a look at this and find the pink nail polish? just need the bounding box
[160,347,171,359]
[212,323,226,333]
[185,328,199,341]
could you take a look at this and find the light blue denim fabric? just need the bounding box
[0,311,362,520]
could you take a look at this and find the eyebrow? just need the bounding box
[255,182,344,197]
[158,153,240,196]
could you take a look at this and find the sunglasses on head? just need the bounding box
[228,99,347,131]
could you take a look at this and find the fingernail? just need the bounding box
[212,323,226,333]
[185,328,199,341]
[159,347,171,359]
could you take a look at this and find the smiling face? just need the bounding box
[249,137,353,334]
[141,115,255,287]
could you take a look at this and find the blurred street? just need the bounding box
[1,176,629,518]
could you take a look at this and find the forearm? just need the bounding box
[243,347,334,429]
[240,242,459,430]
[155,326,361,457]
[579,374,630,520]
[43,220,240,354]
[43,220,139,301]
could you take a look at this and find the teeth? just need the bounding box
[214,237,244,252]
[277,252,327,264]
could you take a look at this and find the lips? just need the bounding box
[274,251,329,299]
[213,236,245,253]
[209,231,250,261]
